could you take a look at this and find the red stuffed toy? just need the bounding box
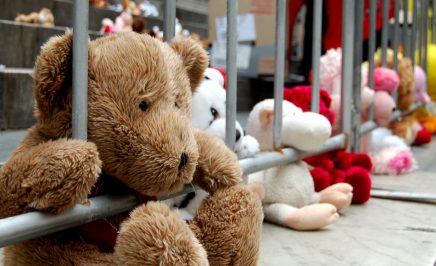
[283,86,335,125]
[284,85,372,204]
[305,151,373,204]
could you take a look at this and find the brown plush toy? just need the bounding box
[15,8,54,26]
[397,58,415,111]
[0,31,263,265]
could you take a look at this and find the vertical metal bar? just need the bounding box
[381,0,390,67]
[433,0,436,43]
[351,0,364,152]
[273,0,286,148]
[225,0,237,149]
[411,0,418,66]
[311,0,323,113]
[368,0,377,122]
[341,0,355,143]
[423,0,429,72]
[72,0,89,140]
[419,0,424,66]
[402,0,409,57]
[393,0,400,70]
[164,0,176,42]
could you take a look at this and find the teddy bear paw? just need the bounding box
[115,202,208,266]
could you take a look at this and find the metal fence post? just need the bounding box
[367,0,377,122]
[419,0,424,66]
[225,0,237,149]
[393,0,400,70]
[310,0,323,113]
[164,0,176,42]
[423,0,429,72]
[351,0,364,152]
[402,0,410,57]
[72,0,89,140]
[411,0,418,66]
[381,0,390,67]
[341,0,355,146]
[273,0,287,148]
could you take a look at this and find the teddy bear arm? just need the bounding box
[190,185,263,266]
[192,130,242,194]
[0,137,101,218]
[114,202,209,265]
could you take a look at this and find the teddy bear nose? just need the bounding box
[179,152,189,170]
[236,130,241,142]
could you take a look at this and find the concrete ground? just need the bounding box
[0,130,435,265]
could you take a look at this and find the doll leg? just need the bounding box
[264,203,338,231]
[0,139,101,217]
[115,202,209,266]
[318,183,353,210]
[190,185,263,266]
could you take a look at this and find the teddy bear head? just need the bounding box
[33,31,208,196]
[245,99,332,151]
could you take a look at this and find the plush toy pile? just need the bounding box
[0,32,263,265]
[15,8,54,26]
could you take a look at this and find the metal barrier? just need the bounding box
[0,0,432,248]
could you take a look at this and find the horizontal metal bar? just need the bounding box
[359,102,424,135]
[0,102,424,247]
[0,195,137,247]
[240,134,346,175]
[371,189,436,203]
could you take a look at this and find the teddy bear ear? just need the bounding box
[34,30,74,118]
[259,107,274,127]
[170,37,209,92]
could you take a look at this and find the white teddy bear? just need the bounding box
[246,99,353,230]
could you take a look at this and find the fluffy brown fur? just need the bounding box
[0,31,263,265]
[397,58,415,111]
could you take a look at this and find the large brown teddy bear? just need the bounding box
[0,31,263,265]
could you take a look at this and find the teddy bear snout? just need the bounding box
[178,152,189,170]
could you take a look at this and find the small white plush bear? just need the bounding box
[246,99,353,230]
[167,68,260,220]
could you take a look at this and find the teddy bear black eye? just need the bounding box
[210,107,219,119]
[175,102,180,109]
[139,100,148,112]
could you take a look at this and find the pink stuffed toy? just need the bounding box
[304,150,372,204]
[373,67,400,95]
[414,66,431,103]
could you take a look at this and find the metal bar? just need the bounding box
[433,0,436,43]
[411,0,418,66]
[419,0,424,66]
[240,134,346,175]
[225,0,237,149]
[310,0,323,113]
[371,189,436,203]
[423,0,429,72]
[0,100,425,247]
[163,0,176,42]
[72,0,89,140]
[341,0,355,143]
[381,0,390,67]
[393,0,401,70]
[273,0,287,148]
[351,0,364,152]
[0,195,138,247]
[402,0,409,57]
[368,0,377,122]
[359,102,424,135]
